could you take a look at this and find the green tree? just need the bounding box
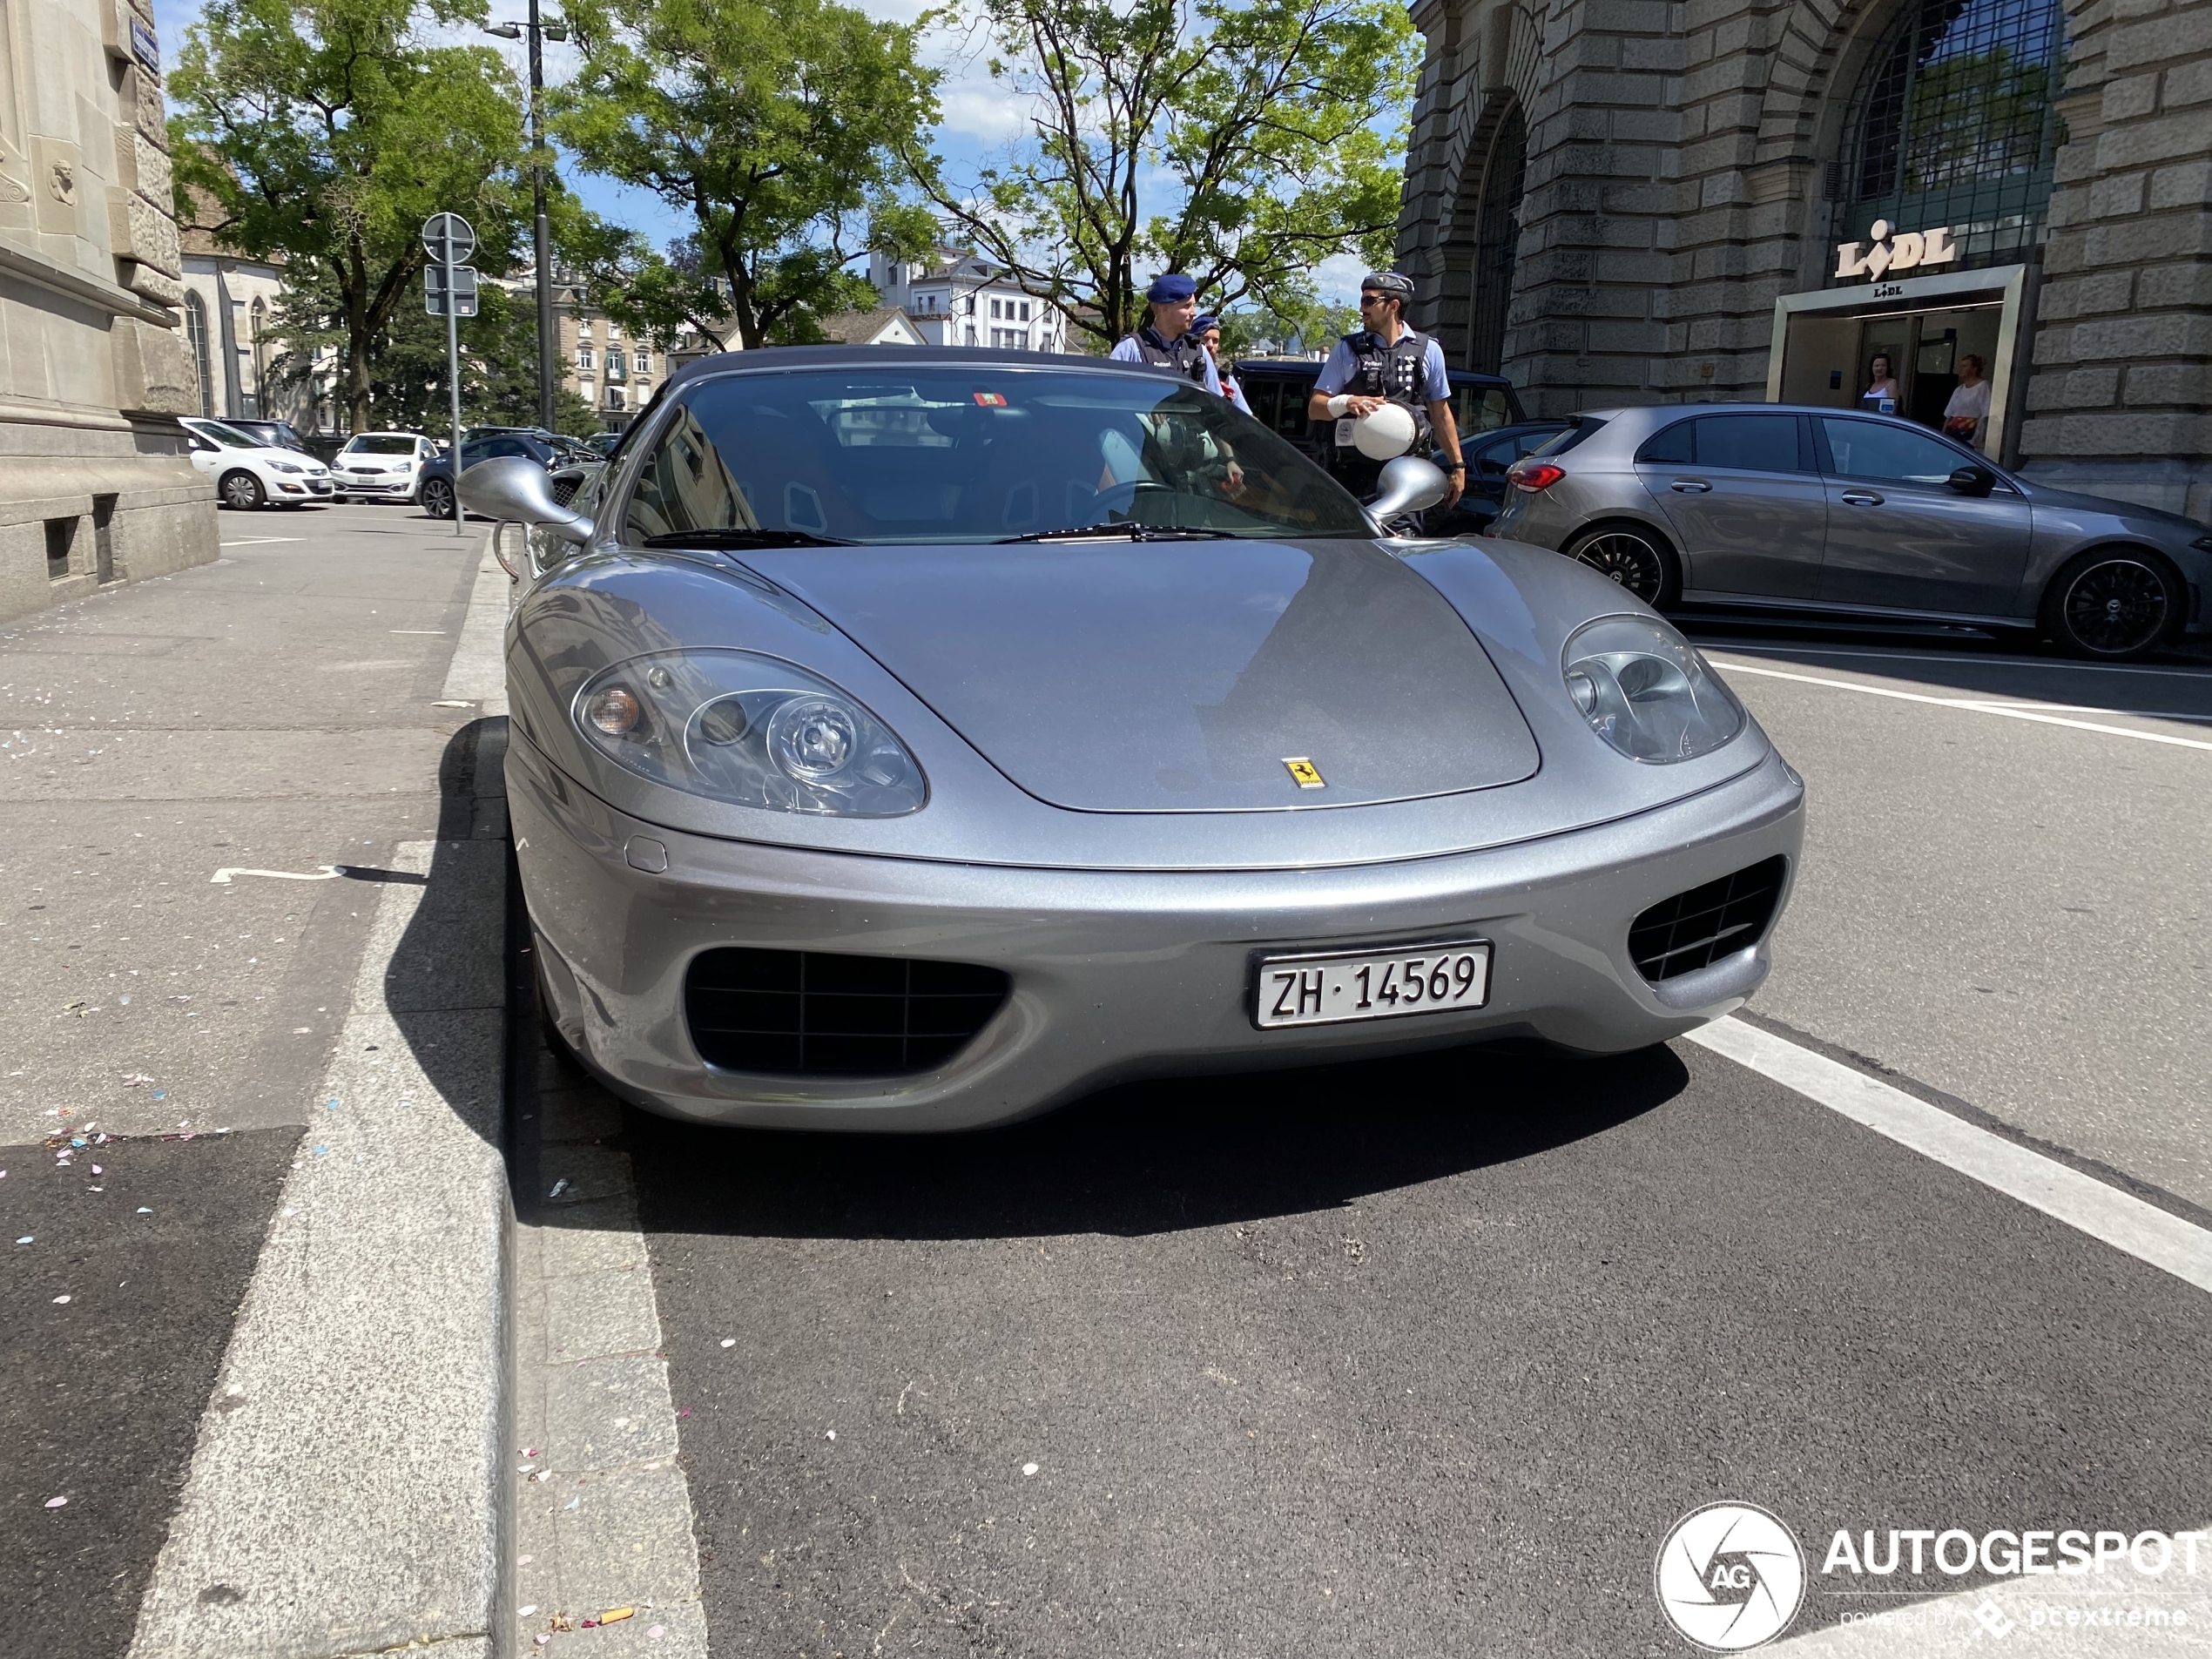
[266,269,599,435]
[551,0,941,351]
[168,0,529,432]
[905,0,1419,348]
[1217,299,1357,358]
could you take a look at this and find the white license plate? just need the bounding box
[1253,940,1492,1029]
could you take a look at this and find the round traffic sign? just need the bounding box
[421,212,476,263]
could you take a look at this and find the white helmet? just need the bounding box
[1352,402,1417,460]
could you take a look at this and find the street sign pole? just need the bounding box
[443,242,464,537]
[529,0,556,432]
[422,213,477,539]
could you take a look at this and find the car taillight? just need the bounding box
[1508,460,1566,492]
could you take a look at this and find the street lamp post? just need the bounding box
[486,7,567,432]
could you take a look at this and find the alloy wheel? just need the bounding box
[2060,558,2168,657]
[423,479,455,520]
[1571,530,1668,605]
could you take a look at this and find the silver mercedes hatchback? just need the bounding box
[1490,403,2212,660]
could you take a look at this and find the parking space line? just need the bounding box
[1710,660,2212,751]
[1694,643,2212,678]
[1683,1017,2212,1298]
[218,537,305,547]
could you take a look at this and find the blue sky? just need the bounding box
[149,0,1366,303]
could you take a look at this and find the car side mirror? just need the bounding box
[1368,455,1451,526]
[456,455,593,544]
[1947,465,1996,497]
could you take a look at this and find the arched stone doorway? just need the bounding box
[1464,102,1527,375]
[1430,94,1527,376]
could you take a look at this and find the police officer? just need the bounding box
[1110,273,1225,396]
[1194,314,1253,415]
[1305,271,1465,520]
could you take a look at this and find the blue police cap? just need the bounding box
[1145,273,1197,303]
[1192,314,1222,334]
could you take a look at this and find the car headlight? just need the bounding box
[269,461,305,474]
[1561,616,1743,763]
[572,650,926,816]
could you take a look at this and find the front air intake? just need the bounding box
[1628,856,1788,983]
[684,948,1009,1076]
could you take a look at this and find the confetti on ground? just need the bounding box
[44,1496,66,1508]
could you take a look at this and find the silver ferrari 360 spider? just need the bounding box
[462,347,1805,1131]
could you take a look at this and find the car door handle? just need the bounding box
[1669,479,1712,493]
[1840,489,1885,506]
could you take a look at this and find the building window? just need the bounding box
[635,381,650,401]
[1018,301,1030,321]
[247,298,268,418]
[606,320,623,341]
[577,343,595,371]
[990,298,1002,319]
[635,347,650,374]
[184,293,214,417]
[965,324,976,345]
[1841,0,2061,277]
[605,385,625,408]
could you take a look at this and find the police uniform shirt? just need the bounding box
[1313,332,1452,408]
[1109,330,1225,397]
[1218,368,1251,416]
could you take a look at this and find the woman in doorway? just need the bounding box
[1943,354,1991,449]
[1860,353,1902,415]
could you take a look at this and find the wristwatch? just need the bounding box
[1440,460,1466,472]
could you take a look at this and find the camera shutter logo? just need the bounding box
[1654,1502,1806,1651]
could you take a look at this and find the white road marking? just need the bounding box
[1712,660,2212,752]
[218,537,306,547]
[388,629,447,635]
[209,865,344,885]
[1699,642,2212,678]
[1684,1017,2212,1298]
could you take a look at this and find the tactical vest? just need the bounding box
[1126,326,1211,386]
[1343,327,1436,442]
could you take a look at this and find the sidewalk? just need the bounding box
[0,505,516,1656]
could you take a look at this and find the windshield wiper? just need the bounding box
[639,529,856,549]
[996,523,1213,543]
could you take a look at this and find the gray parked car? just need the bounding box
[1491,403,2212,660]
[460,346,1804,1132]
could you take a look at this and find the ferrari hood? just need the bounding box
[739,539,1540,813]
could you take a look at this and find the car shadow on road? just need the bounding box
[378,717,511,1154]
[617,1040,1689,1242]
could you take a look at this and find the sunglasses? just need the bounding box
[1358,293,1394,307]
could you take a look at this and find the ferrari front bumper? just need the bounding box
[510,733,1805,1132]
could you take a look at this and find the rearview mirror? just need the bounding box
[456,455,593,544]
[1368,455,1451,526]
[1946,465,1996,497]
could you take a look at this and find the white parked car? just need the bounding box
[331,431,438,503]
[180,416,334,510]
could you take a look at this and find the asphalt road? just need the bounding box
[603,623,2212,1656]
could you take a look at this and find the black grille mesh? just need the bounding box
[1629,857,1788,983]
[685,948,1009,1076]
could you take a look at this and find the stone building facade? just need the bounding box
[0,0,215,624]
[1397,0,2212,519]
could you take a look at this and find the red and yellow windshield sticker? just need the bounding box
[1283,758,1325,789]
[972,391,1008,407]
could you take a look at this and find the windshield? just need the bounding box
[620,366,1375,546]
[194,420,267,448]
[346,435,420,455]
